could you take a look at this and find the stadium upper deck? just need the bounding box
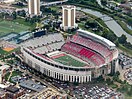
[77,29,116,49]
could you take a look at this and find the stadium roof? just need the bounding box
[77,29,116,47]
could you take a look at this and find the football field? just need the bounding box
[0,20,30,37]
[54,55,86,67]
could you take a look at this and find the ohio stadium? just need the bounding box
[21,29,118,83]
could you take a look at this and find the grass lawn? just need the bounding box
[109,84,118,89]
[50,6,60,12]
[116,19,132,35]
[54,55,86,67]
[118,44,132,56]
[0,48,8,55]
[124,94,132,99]
[0,20,30,37]
[0,47,20,55]
[5,70,22,82]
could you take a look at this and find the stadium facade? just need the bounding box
[21,29,118,83]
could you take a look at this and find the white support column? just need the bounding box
[89,76,91,81]
[83,76,85,83]
[84,76,86,83]
[75,76,77,82]
[78,76,80,83]
[70,75,72,82]
[58,73,60,80]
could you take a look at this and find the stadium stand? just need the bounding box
[62,42,105,66]
[71,35,112,58]
[22,33,65,54]
[23,33,64,49]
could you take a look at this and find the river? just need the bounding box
[77,7,132,44]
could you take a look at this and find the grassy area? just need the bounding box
[5,70,22,82]
[109,84,118,89]
[0,48,8,55]
[124,94,132,99]
[118,44,132,55]
[0,20,30,37]
[13,18,36,30]
[50,6,60,12]
[0,47,20,55]
[13,18,33,26]
[54,55,86,67]
[113,0,124,3]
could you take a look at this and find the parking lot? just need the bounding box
[124,68,132,84]
[42,78,122,99]
[119,53,132,69]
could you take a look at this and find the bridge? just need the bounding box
[41,0,68,6]
[95,15,114,22]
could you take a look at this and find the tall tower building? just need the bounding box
[61,5,77,31]
[28,0,40,15]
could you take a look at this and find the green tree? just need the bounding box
[118,34,127,44]
[12,11,17,19]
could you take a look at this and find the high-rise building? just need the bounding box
[61,5,77,30]
[28,0,40,15]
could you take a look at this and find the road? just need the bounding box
[41,0,68,6]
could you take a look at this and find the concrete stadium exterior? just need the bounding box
[21,29,118,83]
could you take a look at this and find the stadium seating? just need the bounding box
[23,33,64,48]
[62,42,105,66]
[71,35,112,58]
[34,41,65,54]
[23,33,65,54]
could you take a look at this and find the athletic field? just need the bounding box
[54,55,86,67]
[0,20,30,37]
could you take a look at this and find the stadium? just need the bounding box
[21,29,118,83]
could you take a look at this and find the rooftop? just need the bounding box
[6,86,19,93]
[0,65,10,70]
[62,5,76,9]
[19,80,46,92]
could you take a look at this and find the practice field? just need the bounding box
[0,48,17,55]
[3,48,14,52]
[0,20,30,37]
[54,55,86,67]
[0,48,7,54]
